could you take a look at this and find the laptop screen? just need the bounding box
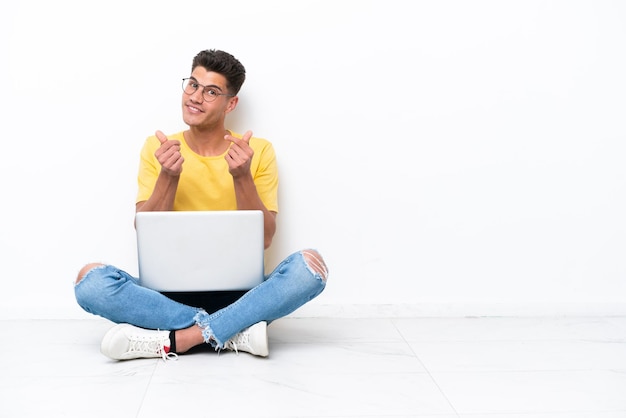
[135,210,265,291]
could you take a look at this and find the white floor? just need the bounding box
[2,316,626,417]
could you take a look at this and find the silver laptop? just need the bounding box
[135,210,265,292]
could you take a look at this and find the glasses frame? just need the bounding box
[181,78,235,102]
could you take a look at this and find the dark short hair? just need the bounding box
[191,49,246,95]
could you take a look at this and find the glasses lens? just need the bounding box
[203,89,218,102]
[182,79,195,95]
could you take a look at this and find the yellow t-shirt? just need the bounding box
[136,131,279,212]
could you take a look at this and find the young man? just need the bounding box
[74,49,328,360]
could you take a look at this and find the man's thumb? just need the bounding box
[155,130,168,144]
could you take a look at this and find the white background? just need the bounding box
[1,0,624,319]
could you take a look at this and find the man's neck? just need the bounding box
[184,127,231,156]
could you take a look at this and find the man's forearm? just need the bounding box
[136,171,180,212]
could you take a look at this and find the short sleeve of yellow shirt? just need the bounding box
[136,131,279,212]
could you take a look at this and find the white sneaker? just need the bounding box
[100,323,177,361]
[223,321,269,357]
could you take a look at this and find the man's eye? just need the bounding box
[191,82,200,89]
[205,89,219,97]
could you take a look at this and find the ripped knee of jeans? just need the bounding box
[302,249,329,282]
[75,263,106,284]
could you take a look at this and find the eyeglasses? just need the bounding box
[181,78,234,102]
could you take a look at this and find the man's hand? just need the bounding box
[225,130,254,178]
[155,130,184,176]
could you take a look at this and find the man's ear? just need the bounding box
[225,96,239,114]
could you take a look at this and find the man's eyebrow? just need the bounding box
[189,76,224,92]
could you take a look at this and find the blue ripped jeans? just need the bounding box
[74,250,327,348]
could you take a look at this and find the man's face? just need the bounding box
[181,67,237,128]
